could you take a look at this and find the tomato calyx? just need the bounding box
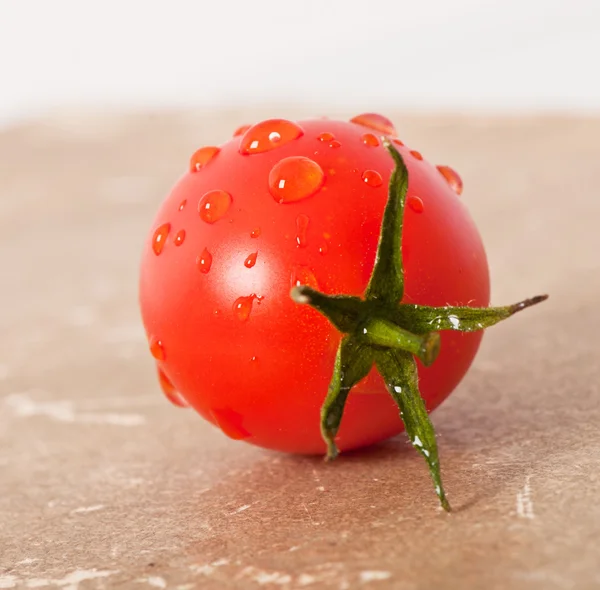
[291,140,548,512]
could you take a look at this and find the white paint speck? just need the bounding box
[5,393,145,426]
[145,576,167,588]
[0,575,17,589]
[317,486,325,492]
[393,385,402,394]
[360,571,392,583]
[516,475,535,519]
[71,504,105,514]
[24,569,117,590]
[448,315,460,328]
[297,573,317,586]
[230,504,251,515]
[413,436,423,447]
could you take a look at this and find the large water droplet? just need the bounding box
[244,252,258,268]
[174,229,186,246]
[196,248,213,273]
[233,124,251,137]
[361,133,380,147]
[210,408,251,440]
[296,214,310,248]
[149,336,165,361]
[239,119,304,155]
[350,113,397,136]
[157,367,189,408]
[437,165,463,195]
[178,199,187,211]
[190,146,220,172]
[362,170,383,187]
[233,294,258,321]
[410,150,423,161]
[152,223,171,256]
[328,140,341,149]
[250,227,261,238]
[408,195,424,213]
[198,190,232,223]
[268,156,325,204]
[318,132,335,142]
[291,265,319,290]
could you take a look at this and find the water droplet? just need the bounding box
[291,265,319,290]
[190,146,220,172]
[436,165,463,195]
[157,367,189,408]
[318,242,329,255]
[408,195,424,213]
[393,138,404,146]
[350,113,396,136]
[149,336,165,361]
[328,140,341,148]
[239,119,304,155]
[361,133,380,147]
[174,229,186,246]
[244,252,258,268]
[268,156,325,204]
[198,190,232,223]
[233,294,258,321]
[250,227,261,238]
[178,200,187,211]
[210,408,251,440]
[318,132,335,142]
[410,150,423,161]
[152,223,171,256]
[196,248,213,273]
[233,124,251,137]
[362,170,383,187]
[295,214,310,248]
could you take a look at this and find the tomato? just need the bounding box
[138,114,490,455]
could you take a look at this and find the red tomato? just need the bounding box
[139,115,489,454]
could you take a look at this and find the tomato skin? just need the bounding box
[139,117,490,454]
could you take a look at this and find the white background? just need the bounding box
[1,0,598,127]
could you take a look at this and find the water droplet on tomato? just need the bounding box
[174,229,186,246]
[190,146,220,172]
[250,227,261,238]
[198,190,232,223]
[239,119,304,155]
[152,223,171,256]
[178,199,187,211]
[149,336,165,361]
[268,156,325,204]
[393,138,404,146]
[408,195,424,213]
[318,132,335,142]
[196,248,213,273]
[362,170,383,187]
[296,214,310,248]
[291,265,319,290]
[233,124,251,137]
[244,252,258,268]
[328,140,341,149]
[210,408,251,440]
[157,367,189,408]
[361,133,380,147]
[233,294,257,321]
[350,113,396,136]
[410,150,423,161]
[437,165,463,195]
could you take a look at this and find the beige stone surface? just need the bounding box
[1,109,599,590]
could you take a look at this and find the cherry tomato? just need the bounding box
[139,114,489,454]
